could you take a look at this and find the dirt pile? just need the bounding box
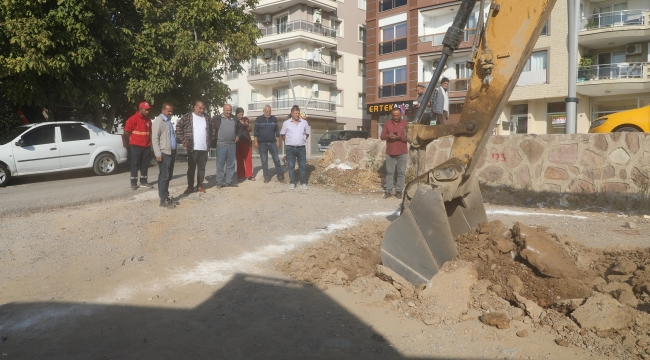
[309,158,384,194]
[278,219,650,358]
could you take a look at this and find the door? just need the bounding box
[276,15,288,34]
[59,124,96,169]
[12,126,60,174]
[275,88,290,109]
[597,50,626,78]
[598,2,627,27]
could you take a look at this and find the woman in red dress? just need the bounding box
[235,107,254,181]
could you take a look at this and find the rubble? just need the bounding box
[571,292,637,332]
[480,312,510,329]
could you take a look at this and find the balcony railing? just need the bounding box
[418,28,476,45]
[577,62,645,81]
[248,98,337,112]
[248,59,336,76]
[516,69,547,86]
[379,38,407,55]
[378,83,407,98]
[225,71,239,81]
[259,20,337,38]
[580,10,646,31]
[379,0,406,12]
[418,78,471,92]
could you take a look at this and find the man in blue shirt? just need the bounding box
[254,105,285,183]
[152,103,178,208]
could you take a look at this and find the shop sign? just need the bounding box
[551,114,567,127]
[366,101,413,115]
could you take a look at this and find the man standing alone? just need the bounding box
[176,101,214,194]
[280,105,310,190]
[432,77,450,125]
[380,108,408,199]
[152,103,178,208]
[213,104,243,188]
[254,105,285,183]
[124,102,153,190]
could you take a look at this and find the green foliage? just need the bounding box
[0,0,261,122]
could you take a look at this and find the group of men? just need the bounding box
[381,78,450,199]
[124,101,311,209]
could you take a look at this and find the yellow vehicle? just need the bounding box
[588,105,650,133]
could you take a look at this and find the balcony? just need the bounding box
[577,62,650,97]
[247,97,337,119]
[416,28,476,54]
[225,71,239,81]
[579,10,650,48]
[379,38,407,55]
[247,59,337,85]
[250,0,337,15]
[417,78,470,93]
[378,83,407,98]
[379,0,406,13]
[516,69,547,87]
[257,20,338,49]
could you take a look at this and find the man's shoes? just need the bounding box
[300,184,308,190]
[395,191,403,199]
[383,191,392,199]
[197,186,206,193]
[131,185,138,190]
[227,182,239,187]
[141,182,154,189]
[264,178,271,183]
[183,187,194,195]
[160,198,176,209]
[278,178,286,183]
[289,183,296,190]
[216,184,224,189]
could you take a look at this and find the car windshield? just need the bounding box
[0,125,31,145]
[320,132,340,140]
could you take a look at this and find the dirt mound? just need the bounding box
[309,158,385,194]
[278,219,650,358]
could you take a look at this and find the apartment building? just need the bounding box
[224,0,370,156]
[366,0,650,137]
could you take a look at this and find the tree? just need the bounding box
[0,0,260,131]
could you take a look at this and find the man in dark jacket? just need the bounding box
[212,104,244,188]
[175,101,216,194]
[254,105,285,183]
[432,77,450,125]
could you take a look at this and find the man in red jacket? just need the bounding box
[125,102,153,190]
[380,107,409,199]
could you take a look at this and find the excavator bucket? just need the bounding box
[381,180,487,286]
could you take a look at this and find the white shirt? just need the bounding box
[443,89,449,113]
[281,119,310,146]
[192,113,207,151]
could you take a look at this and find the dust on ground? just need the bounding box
[278,219,650,359]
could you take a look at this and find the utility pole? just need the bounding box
[565,0,580,134]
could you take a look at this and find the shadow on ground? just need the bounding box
[0,273,472,359]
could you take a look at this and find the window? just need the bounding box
[358,0,366,10]
[523,51,547,72]
[275,15,289,34]
[330,88,342,105]
[547,102,566,134]
[251,90,259,102]
[358,26,366,43]
[331,54,343,72]
[540,20,549,36]
[332,20,342,36]
[379,66,407,98]
[516,50,548,86]
[379,0,407,12]
[379,22,406,54]
[229,91,239,107]
[61,125,90,142]
[358,60,366,76]
[510,104,528,134]
[358,93,366,108]
[23,127,55,146]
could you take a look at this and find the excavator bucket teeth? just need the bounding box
[381,180,487,286]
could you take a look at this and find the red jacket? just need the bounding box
[380,119,408,155]
[125,112,152,147]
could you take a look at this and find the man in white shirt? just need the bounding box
[280,105,310,190]
[432,77,450,125]
[176,101,214,194]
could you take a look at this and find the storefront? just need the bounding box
[367,100,414,138]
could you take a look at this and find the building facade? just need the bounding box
[365,0,650,137]
[225,0,370,156]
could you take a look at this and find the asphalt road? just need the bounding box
[0,155,277,217]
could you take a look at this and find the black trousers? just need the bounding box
[130,145,150,185]
[187,150,208,189]
[158,150,176,200]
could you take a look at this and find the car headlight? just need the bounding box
[590,118,607,129]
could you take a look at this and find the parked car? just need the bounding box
[0,122,128,187]
[317,130,370,152]
[588,105,650,133]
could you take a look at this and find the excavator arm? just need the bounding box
[381,0,556,286]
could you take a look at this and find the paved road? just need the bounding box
[0,155,290,216]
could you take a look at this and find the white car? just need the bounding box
[0,121,128,187]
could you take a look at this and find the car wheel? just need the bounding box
[0,163,10,187]
[94,154,117,176]
[615,127,640,132]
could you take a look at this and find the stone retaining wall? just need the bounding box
[325,133,650,196]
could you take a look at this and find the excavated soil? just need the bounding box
[278,219,650,359]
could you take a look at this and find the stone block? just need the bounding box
[548,144,578,164]
[534,164,542,178]
[439,137,451,148]
[609,132,622,143]
[433,151,449,167]
[594,135,608,151]
[626,133,640,154]
[479,165,505,183]
[330,141,347,161]
[602,165,616,179]
[569,166,580,175]
[347,148,366,166]
[631,167,649,190]
[492,136,506,145]
[348,138,364,146]
[544,166,570,181]
[580,150,605,167]
[541,183,562,193]
[619,169,627,180]
[504,146,523,168]
[514,165,530,188]
[571,292,636,331]
[568,179,595,194]
[488,148,503,163]
[604,182,630,194]
[609,148,630,165]
[520,139,545,164]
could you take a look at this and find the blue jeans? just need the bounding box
[259,141,284,181]
[216,144,237,185]
[158,150,176,200]
[286,146,307,185]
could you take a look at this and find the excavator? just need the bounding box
[381,0,556,286]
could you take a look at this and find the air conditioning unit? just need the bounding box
[626,43,642,55]
[263,49,273,59]
[262,14,272,24]
[312,49,321,62]
[312,83,319,92]
[313,9,322,23]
